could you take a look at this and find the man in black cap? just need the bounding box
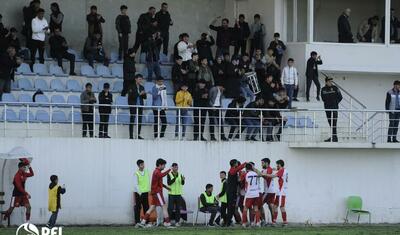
[385,80,400,143]
[98,83,113,138]
[128,74,146,140]
[321,77,342,142]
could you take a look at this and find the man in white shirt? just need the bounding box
[281,58,298,108]
[30,8,49,67]
[177,33,194,64]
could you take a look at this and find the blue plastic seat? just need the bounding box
[117,112,130,124]
[96,65,114,78]
[16,63,35,76]
[1,93,17,104]
[34,79,49,91]
[33,63,51,76]
[110,51,122,63]
[35,110,50,123]
[51,95,66,106]
[146,94,153,106]
[35,94,50,105]
[111,65,123,78]
[113,81,123,92]
[67,49,83,62]
[11,81,18,90]
[144,82,154,93]
[66,80,82,92]
[285,116,296,128]
[222,99,233,109]
[164,80,174,94]
[49,64,68,77]
[160,66,172,78]
[68,111,82,123]
[108,114,116,124]
[19,109,35,122]
[18,94,32,103]
[52,110,67,123]
[67,95,80,106]
[81,64,98,78]
[167,96,175,106]
[115,96,128,108]
[18,78,34,91]
[50,79,66,92]
[1,109,19,122]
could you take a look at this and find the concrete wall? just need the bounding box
[1,137,400,225]
[0,0,227,53]
[314,0,385,42]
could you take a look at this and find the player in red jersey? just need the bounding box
[3,158,34,222]
[138,158,172,227]
[261,158,276,224]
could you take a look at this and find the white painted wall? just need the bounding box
[1,137,400,225]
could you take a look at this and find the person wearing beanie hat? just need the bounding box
[98,82,113,138]
[385,80,400,142]
[175,83,193,139]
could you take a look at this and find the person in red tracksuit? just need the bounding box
[139,158,172,227]
[3,158,34,222]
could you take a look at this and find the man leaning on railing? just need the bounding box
[385,80,400,143]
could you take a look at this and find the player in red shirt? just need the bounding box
[139,158,172,227]
[261,158,276,224]
[3,158,34,222]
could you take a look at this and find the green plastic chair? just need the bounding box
[345,196,371,224]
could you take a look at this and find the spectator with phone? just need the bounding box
[30,8,49,68]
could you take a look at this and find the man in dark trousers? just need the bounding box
[234,14,250,56]
[269,33,286,66]
[143,31,162,81]
[155,2,173,56]
[122,48,136,96]
[208,83,228,141]
[321,77,343,142]
[0,46,21,101]
[385,80,400,143]
[98,83,113,138]
[193,79,209,141]
[133,7,156,54]
[80,83,97,138]
[134,159,150,226]
[196,33,215,65]
[210,16,234,58]
[87,5,105,38]
[49,27,76,75]
[115,5,131,60]
[128,74,146,140]
[306,51,322,102]
[337,8,354,43]
[167,163,185,226]
[225,159,246,227]
[22,0,41,48]
[380,8,400,43]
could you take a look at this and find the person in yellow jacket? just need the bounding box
[167,163,185,226]
[47,175,66,228]
[199,184,219,227]
[175,83,193,138]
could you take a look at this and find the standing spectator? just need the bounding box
[49,2,63,33]
[261,74,276,103]
[171,56,187,95]
[7,28,29,60]
[83,33,110,67]
[80,83,97,138]
[128,74,146,140]
[86,5,105,38]
[30,8,49,68]
[133,160,150,226]
[216,171,227,225]
[22,0,41,48]
[187,53,200,92]
[337,8,354,43]
[47,175,66,228]
[152,76,168,138]
[225,96,246,140]
[121,48,136,96]
[208,83,228,141]
[173,34,183,60]
[265,47,281,85]
[239,53,253,101]
[0,23,9,54]
[358,16,379,43]
[306,51,322,102]
[199,184,219,227]
[197,57,215,88]
[167,163,185,226]
[49,27,76,75]
[175,83,192,138]
[155,2,173,56]
[177,33,194,64]
[212,56,225,86]
[234,14,250,56]
[269,33,286,66]
[193,79,209,141]
[224,55,241,98]
[143,31,162,81]
[133,7,156,53]
[98,83,113,138]
[0,14,3,33]
[249,14,266,56]
[196,33,215,65]
[243,98,264,141]
[210,17,234,58]
[381,8,400,43]
[252,51,267,80]
[0,46,21,101]
[385,80,400,143]
[281,58,298,109]
[321,77,342,142]
[115,5,131,60]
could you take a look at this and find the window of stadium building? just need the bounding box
[286,0,309,42]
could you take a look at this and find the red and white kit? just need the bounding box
[274,168,288,207]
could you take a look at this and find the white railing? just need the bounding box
[0,102,399,144]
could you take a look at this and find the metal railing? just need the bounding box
[0,102,399,144]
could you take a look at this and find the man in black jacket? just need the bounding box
[243,98,264,141]
[86,5,105,38]
[128,74,146,140]
[98,83,113,138]
[225,96,246,139]
[115,5,131,60]
[234,14,250,56]
[193,79,209,141]
[83,33,109,67]
[196,33,215,65]
[155,2,173,56]
[143,31,162,81]
[210,17,234,58]
[133,7,156,53]
[171,56,187,95]
[337,8,354,43]
[0,46,21,101]
[49,27,76,75]
[321,77,343,142]
[122,48,136,96]
[306,51,322,102]
[385,80,400,143]
[380,8,400,43]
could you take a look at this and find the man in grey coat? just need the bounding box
[80,83,97,137]
[208,83,228,141]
